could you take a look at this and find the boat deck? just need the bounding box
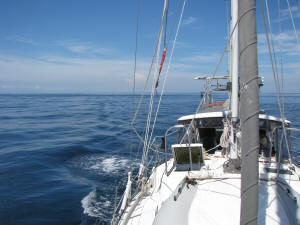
[119,156,300,225]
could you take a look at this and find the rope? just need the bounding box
[205,144,222,154]
[220,119,231,149]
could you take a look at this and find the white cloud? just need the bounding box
[125,72,147,85]
[0,53,153,93]
[0,51,213,93]
[258,31,299,43]
[5,36,116,56]
[257,30,300,56]
[6,35,39,45]
[67,45,89,53]
[56,40,116,54]
[171,41,191,48]
[1,29,300,93]
[182,16,198,26]
[178,53,220,63]
[278,6,300,22]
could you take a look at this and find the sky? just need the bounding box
[0,0,299,94]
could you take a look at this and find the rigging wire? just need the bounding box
[265,0,280,90]
[264,0,287,126]
[226,0,231,77]
[132,0,186,170]
[147,0,187,157]
[259,0,293,164]
[164,2,169,48]
[155,0,170,90]
[167,0,182,46]
[265,0,289,164]
[130,0,141,163]
[142,0,170,168]
[180,5,251,144]
[286,0,300,47]
[294,0,300,14]
[131,0,183,156]
[277,0,286,120]
[131,0,170,147]
[155,0,181,90]
[144,0,192,168]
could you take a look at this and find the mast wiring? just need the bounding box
[131,0,170,148]
[129,0,188,172]
[259,0,293,164]
[265,0,280,91]
[142,0,169,169]
[180,6,255,145]
[295,0,300,14]
[155,0,181,90]
[286,0,300,47]
[131,0,298,182]
[130,0,141,163]
[277,0,285,114]
[147,0,187,159]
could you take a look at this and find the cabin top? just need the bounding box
[178,111,291,125]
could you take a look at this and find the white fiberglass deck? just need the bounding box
[119,156,300,225]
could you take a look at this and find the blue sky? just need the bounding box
[0,0,299,93]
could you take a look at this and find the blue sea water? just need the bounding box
[0,93,299,225]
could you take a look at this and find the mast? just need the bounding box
[239,0,259,224]
[230,0,239,159]
[231,0,239,121]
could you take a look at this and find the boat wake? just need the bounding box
[67,154,139,224]
[67,154,133,176]
[81,187,112,218]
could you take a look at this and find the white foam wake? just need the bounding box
[68,154,134,175]
[81,188,111,218]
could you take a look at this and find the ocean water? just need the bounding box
[0,93,299,225]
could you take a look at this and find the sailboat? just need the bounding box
[111,0,300,224]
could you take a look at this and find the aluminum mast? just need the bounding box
[230,0,239,159]
[239,0,259,224]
